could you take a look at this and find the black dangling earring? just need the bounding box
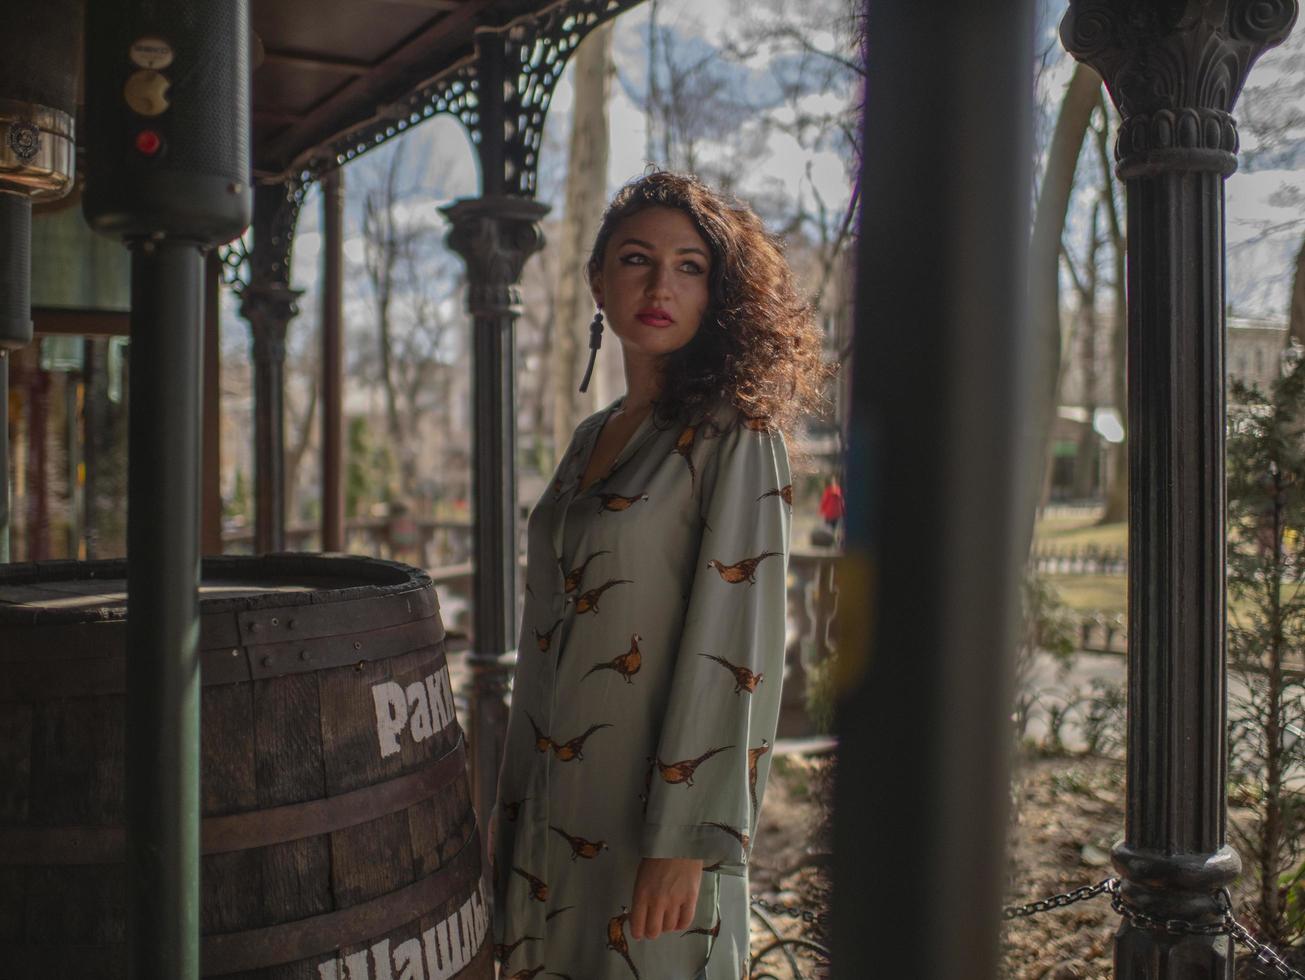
[578,307,604,393]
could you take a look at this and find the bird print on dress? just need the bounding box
[495,935,542,965]
[707,551,783,585]
[550,823,610,860]
[597,491,649,514]
[564,549,610,593]
[566,578,632,614]
[551,722,613,762]
[698,820,751,851]
[698,652,764,694]
[672,415,727,492]
[513,866,549,902]
[606,906,641,980]
[502,796,530,821]
[673,424,700,491]
[748,738,772,822]
[533,618,563,653]
[527,712,555,754]
[546,905,574,922]
[503,966,547,980]
[683,914,722,943]
[756,483,794,507]
[582,632,643,683]
[654,745,734,786]
[637,756,656,813]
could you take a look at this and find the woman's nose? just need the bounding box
[645,263,672,295]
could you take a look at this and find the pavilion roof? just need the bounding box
[250,0,557,179]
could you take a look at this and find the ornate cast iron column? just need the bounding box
[1061,4,1298,977]
[442,187,547,852]
[240,180,306,553]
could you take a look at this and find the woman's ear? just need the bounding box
[588,269,604,310]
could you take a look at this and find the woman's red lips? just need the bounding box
[636,309,674,327]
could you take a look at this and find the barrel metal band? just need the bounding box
[202,819,484,974]
[0,728,466,865]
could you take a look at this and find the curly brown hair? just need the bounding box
[586,170,836,461]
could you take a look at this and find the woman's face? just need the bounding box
[590,206,712,357]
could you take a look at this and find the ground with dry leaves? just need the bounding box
[747,749,835,980]
[1001,754,1305,980]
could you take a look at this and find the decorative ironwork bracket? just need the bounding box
[220,0,644,290]
[291,0,644,197]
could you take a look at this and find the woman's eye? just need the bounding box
[618,253,648,265]
[680,262,704,274]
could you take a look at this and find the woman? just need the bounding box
[488,170,832,980]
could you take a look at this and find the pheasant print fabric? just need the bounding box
[489,393,792,980]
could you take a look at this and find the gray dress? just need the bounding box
[489,392,792,980]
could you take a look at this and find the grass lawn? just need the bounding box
[1046,574,1126,615]
[1034,512,1127,551]
[1047,573,1305,625]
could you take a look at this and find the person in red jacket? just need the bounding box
[819,476,845,534]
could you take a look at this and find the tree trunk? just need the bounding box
[551,21,613,455]
[1097,98,1129,525]
[1029,62,1101,514]
[1071,204,1101,501]
[284,370,319,528]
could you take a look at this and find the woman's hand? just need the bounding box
[629,856,703,940]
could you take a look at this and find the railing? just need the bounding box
[1032,544,1127,576]
[221,516,477,569]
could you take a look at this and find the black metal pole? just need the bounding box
[241,181,303,555]
[0,191,33,562]
[831,4,1036,979]
[125,238,203,978]
[322,168,345,553]
[0,350,9,564]
[1060,4,1298,977]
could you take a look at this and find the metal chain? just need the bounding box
[750,894,827,927]
[1002,877,1116,920]
[1227,912,1305,979]
[1005,877,1305,979]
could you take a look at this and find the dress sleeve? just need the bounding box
[638,414,792,873]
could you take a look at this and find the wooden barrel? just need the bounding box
[0,554,492,979]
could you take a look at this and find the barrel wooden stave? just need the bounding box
[0,556,491,978]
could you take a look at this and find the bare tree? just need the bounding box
[1095,97,1129,524]
[358,139,461,503]
[1029,62,1102,508]
[552,22,614,453]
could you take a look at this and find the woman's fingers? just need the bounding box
[629,896,652,940]
[629,857,703,940]
[661,905,681,935]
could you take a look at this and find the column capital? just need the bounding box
[441,195,549,317]
[240,281,303,361]
[1061,0,1298,177]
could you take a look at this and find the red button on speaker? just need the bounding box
[134,130,162,156]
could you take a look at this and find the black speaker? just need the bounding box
[1,0,81,349]
[83,0,251,246]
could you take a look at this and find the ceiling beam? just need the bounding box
[371,0,465,9]
[260,49,374,75]
[262,0,500,174]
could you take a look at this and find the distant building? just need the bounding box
[1050,312,1287,502]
